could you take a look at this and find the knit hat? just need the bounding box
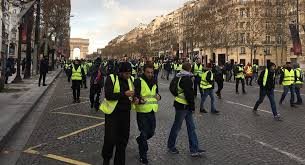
[119,62,132,73]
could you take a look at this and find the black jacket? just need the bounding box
[104,74,131,112]
[174,75,195,111]
[40,59,48,73]
[258,69,275,90]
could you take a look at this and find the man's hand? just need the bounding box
[125,90,134,97]
[133,97,139,104]
[156,94,161,101]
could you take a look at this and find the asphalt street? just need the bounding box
[2,72,305,165]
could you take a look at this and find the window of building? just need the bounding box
[240,33,245,44]
[240,47,246,54]
[266,35,271,44]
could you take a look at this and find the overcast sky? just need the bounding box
[70,0,188,53]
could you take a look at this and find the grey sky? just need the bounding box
[71,0,188,53]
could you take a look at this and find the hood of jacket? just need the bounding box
[176,70,193,77]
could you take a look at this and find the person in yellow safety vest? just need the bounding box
[235,63,246,94]
[173,62,178,76]
[176,63,183,73]
[168,62,206,157]
[192,58,203,97]
[279,62,297,107]
[134,63,161,164]
[294,63,303,105]
[153,61,160,82]
[200,63,219,114]
[65,61,73,82]
[245,63,253,86]
[130,61,137,77]
[71,59,86,103]
[253,62,281,120]
[80,60,88,88]
[100,62,135,165]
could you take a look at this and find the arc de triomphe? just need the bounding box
[70,38,89,59]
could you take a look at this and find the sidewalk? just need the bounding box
[0,69,62,150]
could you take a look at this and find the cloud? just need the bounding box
[71,0,188,53]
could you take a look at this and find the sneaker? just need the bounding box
[279,101,283,105]
[274,115,281,121]
[200,109,208,113]
[290,104,297,108]
[90,103,94,108]
[76,99,81,103]
[168,148,179,154]
[139,158,148,165]
[73,100,76,103]
[191,149,206,157]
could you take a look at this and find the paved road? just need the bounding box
[2,73,305,165]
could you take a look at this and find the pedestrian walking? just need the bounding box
[200,63,219,114]
[134,63,161,164]
[99,62,134,165]
[214,64,224,99]
[279,62,297,107]
[235,63,246,94]
[245,63,253,86]
[153,61,160,82]
[38,56,48,87]
[71,59,85,103]
[167,62,206,157]
[88,58,105,111]
[294,63,303,105]
[192,58,203,98]
[253,62,281,120]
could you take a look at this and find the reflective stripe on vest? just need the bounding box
[236,66,245,79]
[194,63,203,76]
[282,69,295,86]
[99,74,134,114]
[200,70,214,89]
[174,78,188,105]
[71,66,82,80]
[135,78,159,113]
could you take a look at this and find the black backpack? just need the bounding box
[169,77,181,96]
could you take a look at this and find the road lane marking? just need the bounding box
[57,122,105,140]
[51,112,104,120]
[233,134,305,165]
[44,154,91,165]
[225,100,272,114]
[50,101,90,112]
[159,82,169,86]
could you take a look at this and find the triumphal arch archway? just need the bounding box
[70,38,89,59]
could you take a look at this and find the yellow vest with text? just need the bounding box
[99,74,134,114]
[174,78,188,105]
[200,70,214,89]
[71,66,82,81]
[135,78,159,113]
[282,69,295,86]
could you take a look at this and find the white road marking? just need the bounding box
[233,134,305,165]
[50,101,90,112]
[225,100,272,114]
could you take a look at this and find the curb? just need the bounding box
[0,69,62,151]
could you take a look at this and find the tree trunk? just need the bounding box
[24,8,34,79]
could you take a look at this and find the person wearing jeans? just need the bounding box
[167,63,205,157]
[253,62,280,120]
[279,62,296,107]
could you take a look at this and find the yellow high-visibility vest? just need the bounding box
[282,69,295,86]
[99,74,134,114]
[71,66,82,81]
[135,78,158,113]
[236,66,245,79]
[174,78,188,105]
[177,64,182,71]
[295,68,304,85]
[194,63,203,77]
[154,63,160,70]
[200,70,214,89]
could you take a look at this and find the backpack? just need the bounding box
[169,77,181,96]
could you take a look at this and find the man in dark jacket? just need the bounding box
[39,56,48,86]
[167,62,205,157]
[88,57,105,111]
[102,62,134,165]
[253,62,280,120]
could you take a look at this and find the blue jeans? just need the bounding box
[254,88,277,116]
[168,109,200,153]
[200,88,216,112]
[194,76,203,96]
[280,85,295,105]
[295,86,303,103]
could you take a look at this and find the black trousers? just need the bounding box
[89,84,101,109]
[81,76,87,88]
[136,111,156,159]
[246,76,253,86]
[72,80,81,100]
[39,72,47,85]
[216,80,224,95]
[102,110,130,165]
[236,78,246,93]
